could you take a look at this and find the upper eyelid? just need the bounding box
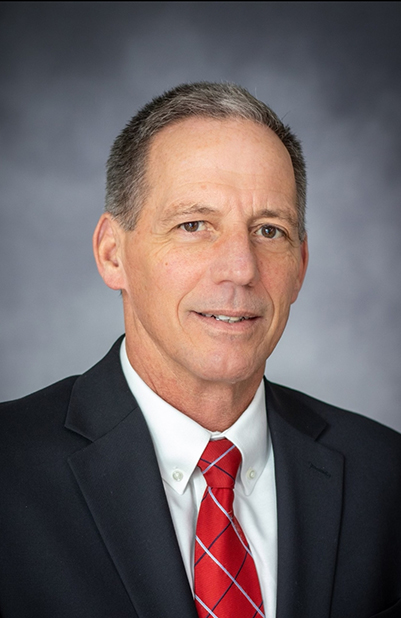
[176,220,290,235]
[179,219,205,223]
[254,223,285,232]
[178,219,206,226]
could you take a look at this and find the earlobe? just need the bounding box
[93,213,125,290]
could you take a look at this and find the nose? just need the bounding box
[211,230,260,287]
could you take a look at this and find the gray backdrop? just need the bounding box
[1,1,400,432]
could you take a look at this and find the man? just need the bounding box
[0,83,400,618]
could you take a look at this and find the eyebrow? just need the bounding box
[160,203,218,224]
[252,208,299,229]
[161,203,299,228]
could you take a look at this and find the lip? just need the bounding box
[191,310,262,331]
[197,311,259,319]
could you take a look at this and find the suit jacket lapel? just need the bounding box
[266,381,344,618]
[64,338,344,618]
[65,338,198,618]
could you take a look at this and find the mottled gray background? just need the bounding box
[1,1,400,431]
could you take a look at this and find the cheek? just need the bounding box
[259,255,302,301]
[156,249,207,298]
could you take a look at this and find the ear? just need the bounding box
[93,213,126,291]
[291,236,309,303]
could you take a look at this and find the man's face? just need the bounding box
[116,117,308,389]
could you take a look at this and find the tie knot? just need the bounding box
[197,438,241,489]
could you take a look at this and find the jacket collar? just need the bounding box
[65,335,134,441]
[65,337,198,618]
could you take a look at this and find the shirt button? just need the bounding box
[247,468,257,480]
[172,470,184,482]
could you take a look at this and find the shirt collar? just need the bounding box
[120,338,270,497]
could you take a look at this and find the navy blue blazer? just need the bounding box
[1,337,400,617]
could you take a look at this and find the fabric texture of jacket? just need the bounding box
[1,337,400,618]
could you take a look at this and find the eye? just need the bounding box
[256,225,284,239]
[179,221,205,233]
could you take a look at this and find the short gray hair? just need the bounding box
[106,82,307,239]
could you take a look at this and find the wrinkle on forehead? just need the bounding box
[144,117,298,229]
[147,117,295,181]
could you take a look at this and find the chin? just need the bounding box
[192,355,263,386]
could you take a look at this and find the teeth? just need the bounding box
[215,315,242,323]
[200,313,252,323]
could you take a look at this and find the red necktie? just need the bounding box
[194,438,265,618]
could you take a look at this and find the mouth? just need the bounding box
[197,312,257,324]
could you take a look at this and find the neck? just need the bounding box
[125,341,264,432]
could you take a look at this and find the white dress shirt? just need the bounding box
[120,338,277,617]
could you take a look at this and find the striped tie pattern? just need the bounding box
[194,438,265,618]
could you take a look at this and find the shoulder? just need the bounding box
[1,374,79,416]
[0,337,124,436]
[268,380,400,437]
[0,337,128,456]
[266,380,401,466]
[0,376,80,455]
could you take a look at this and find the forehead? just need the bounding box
[144,116,296,207]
